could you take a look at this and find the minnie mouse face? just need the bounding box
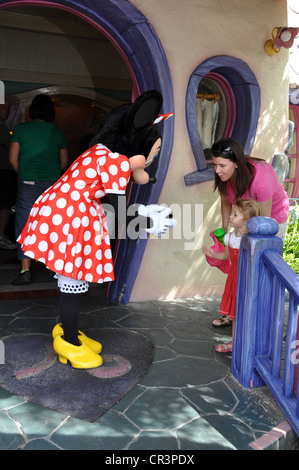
[96,90,172,186]
[130,137,162,185]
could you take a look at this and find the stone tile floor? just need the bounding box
[0,292,298,451]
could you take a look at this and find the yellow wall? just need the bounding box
[129,0,290,301]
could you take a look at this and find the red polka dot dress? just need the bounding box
[17,144,131,285]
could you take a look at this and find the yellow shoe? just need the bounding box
[52,323,102,354]
[53,334,103,369]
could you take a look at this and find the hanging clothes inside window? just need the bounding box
[196,93,221,151]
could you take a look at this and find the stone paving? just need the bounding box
[0,293,298,450]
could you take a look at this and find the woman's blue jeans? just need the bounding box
[15,179,56,260]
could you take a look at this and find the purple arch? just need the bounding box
[0,0,174,303]
[185,55,261,185]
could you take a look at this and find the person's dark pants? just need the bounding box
[15,179,55,260]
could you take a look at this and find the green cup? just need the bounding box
[213,228,226,245]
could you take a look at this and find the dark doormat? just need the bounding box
[0,328,154,422]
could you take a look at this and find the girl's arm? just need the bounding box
[221,195,232,232]
[203,245,230,260]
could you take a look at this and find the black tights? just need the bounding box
[59,292,81,346]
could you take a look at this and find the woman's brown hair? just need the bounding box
[211,138,262,199]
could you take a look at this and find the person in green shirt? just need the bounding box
[9,94,68,285]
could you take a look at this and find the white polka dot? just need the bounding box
[95,190,105,199]
[96,264,103,275]
[42,193,50,203]
[83,191,91,202]
[93,220,101,233]
[38,257,46,264]
[71,191,80,201]
[32,220,38,231]
[75,242,82,253]
[105,249,112,259]
[82,156,92,165]
[86,168,97,179]
[67,206,74,217]
[108,152,119,159]
[90,206,97,217]
[81,151,91,158]
[72,169,79,178]
[112,182,119,191]
[38,241,48,252]
[104,263,113,273]
[85,259,92,269]
[84,245,91,255]
[75,257,82,268]
[72,217,81,229]
[78,271,83,280]
[59,242,66,253]
[101,172,109,183]
[84,231,91,241]
[52,214,63,226]
[104,276,113,282]
[31,207,39,217]
[82,216,89,227]
[109,164,118,175]
[94,234,101,245]
[85,273,93,282]
[62,224,70,235]
[121,160,130,172]
[95,148,106,155]
[24,250,34,258]
[67,233,73,245]
[62,175,68,182]
[50,232,58,243]
[28,234,36,245]
[40,206,51,217]
[39,223,49,234]
[75,180,86,189]
[71,162,79,170]
[65,262,73,274]
[48,250,54,261]
[61,183,70,193]
[56,198,67,209]
[54,259,64,271]
[98,156,106,166]
[54,182,61,189]
[79,202,86,212]
[119,177,127,188]
[95,250,102,260]
[49,192,56,200]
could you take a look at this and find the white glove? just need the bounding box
[138,204,177,238]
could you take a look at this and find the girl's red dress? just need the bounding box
[219,234,240,320]
[17,144,132,284]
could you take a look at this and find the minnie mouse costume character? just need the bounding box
[17,90,175,369]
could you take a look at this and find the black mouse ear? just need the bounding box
[126,90,163,131]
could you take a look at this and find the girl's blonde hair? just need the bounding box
[234,199,262,221]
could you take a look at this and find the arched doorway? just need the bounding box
[0,0,174,303]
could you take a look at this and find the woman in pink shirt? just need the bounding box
[211,138,289,240]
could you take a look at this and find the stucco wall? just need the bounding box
[129,0,290,301]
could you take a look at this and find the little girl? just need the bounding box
[203,199,261,352]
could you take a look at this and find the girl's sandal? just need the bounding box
[212,316,232,328]
[215,341,233,353]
